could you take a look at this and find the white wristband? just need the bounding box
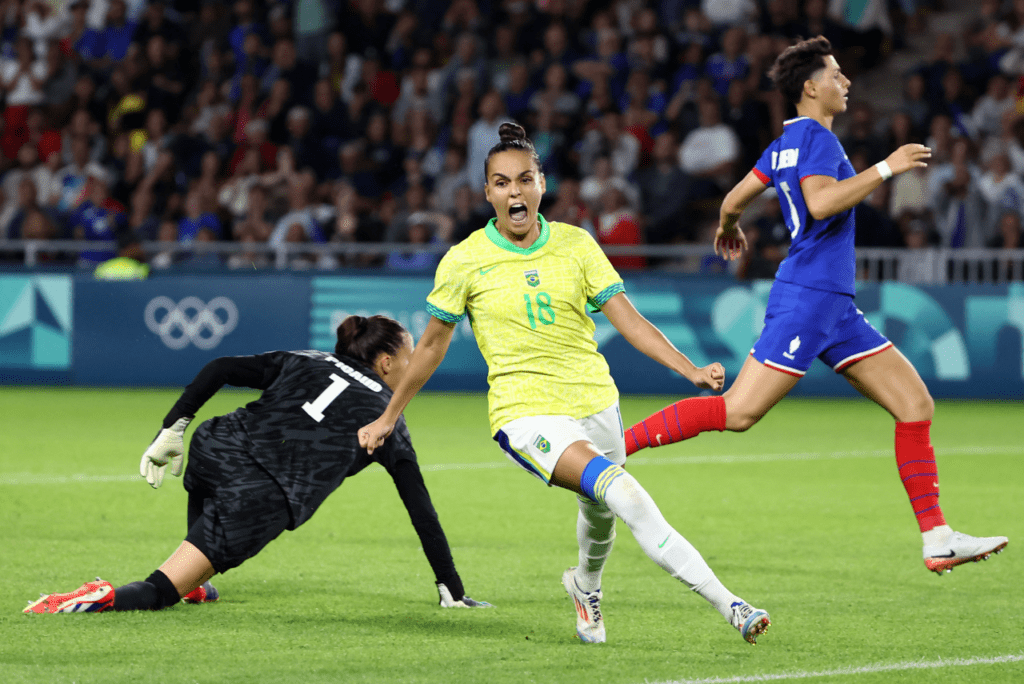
[874,160,893,181]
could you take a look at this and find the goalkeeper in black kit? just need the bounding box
[24,315,490,614]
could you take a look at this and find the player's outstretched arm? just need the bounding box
[140,355,276,489]
[602,292,725,391]
[803,143,931,220]
[715,171,767,260]
[359,316,456,454]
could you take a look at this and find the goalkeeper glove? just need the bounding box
[139,417,191,489]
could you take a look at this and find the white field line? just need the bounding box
[1,444,1020,486]
[650,653,1024,684]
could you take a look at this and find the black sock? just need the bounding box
[112,570,181,611]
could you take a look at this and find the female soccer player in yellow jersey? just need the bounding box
[359,122,770,646]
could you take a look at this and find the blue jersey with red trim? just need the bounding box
[752,117,857,295]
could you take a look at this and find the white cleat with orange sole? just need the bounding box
[923,531,1008,574]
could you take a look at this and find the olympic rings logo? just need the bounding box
[144,296,239,350]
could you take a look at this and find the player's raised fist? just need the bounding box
[885,144,931,175]
[691,362,726,391]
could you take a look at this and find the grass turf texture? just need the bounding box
[1,387,1020,684]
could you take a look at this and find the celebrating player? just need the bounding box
[25,315,489,614]
[359,123,770,645]
[624,37,1007,574]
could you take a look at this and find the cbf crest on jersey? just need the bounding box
[534,435,551,453]
[524,269,540,287]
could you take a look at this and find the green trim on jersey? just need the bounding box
[426,302,464,323]
[484,214,551,255]
[588,282,625,309]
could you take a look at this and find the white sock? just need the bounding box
[600,469,740,621]
[922,524,953,548]
[575,496,616,593]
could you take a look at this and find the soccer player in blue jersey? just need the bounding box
[625,36,1007,575]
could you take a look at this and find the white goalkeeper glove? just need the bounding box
[139,417,191,489]
[437,582,492,608]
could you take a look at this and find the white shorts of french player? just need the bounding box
[493,403,626,485]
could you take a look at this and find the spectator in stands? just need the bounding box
[933,67,976,139]
[178,189,222,243]
[465,90,508,191]
[929,138,985,248]
[70,166,126,264]
[320,30,362,101]
[1,37,50,160]
[126,184,159,241]
[705,27,750,99]
[487,24,519,95]
[678,96,740,202]
[970,72,1015,141]
[144,35,185,123]
[528,62,581,132]
[49,135,93,216]
[724,79,769,170]
[270,171,324,246]
[978,149,1024,240]
[544,174,593,236]
[580,154,639,220]
[578,108,640,179]
[917,32,957,114]
[7,175,55,241]
[841,101,886,166]
[573,24,629,102]
[386,212,444,271]
[81,0,137,69]
[900,71,931,135]
[596,177,645,270]
[634,130,691,244]
[259,78,294,146]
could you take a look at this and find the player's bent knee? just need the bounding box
[579,456,626,505]
[725,411,759,432]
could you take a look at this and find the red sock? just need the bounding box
[625,396,726,456]
[895,420,946,532]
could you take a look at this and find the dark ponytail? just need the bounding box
[485,122,541,180]
[334,314,408,365]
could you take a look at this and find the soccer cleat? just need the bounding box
[437,582,492,608]
[182,581,220,604]
[23,577,114,614]
[923,531,1008,574]
[729,600,770,645]
[561,567,605,644]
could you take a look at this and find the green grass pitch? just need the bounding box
[1,387,1021,683]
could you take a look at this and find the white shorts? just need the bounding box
[493,402,626,485]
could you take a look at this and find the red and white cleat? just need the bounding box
[24,577,114,614]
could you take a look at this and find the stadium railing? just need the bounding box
[3,239,1024,283]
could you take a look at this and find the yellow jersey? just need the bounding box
[427,215,625,434]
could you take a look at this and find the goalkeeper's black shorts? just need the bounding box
[183,415,291,573]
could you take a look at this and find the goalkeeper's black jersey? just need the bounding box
[164,350,417,529]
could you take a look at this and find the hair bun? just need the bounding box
[498,122,527,144]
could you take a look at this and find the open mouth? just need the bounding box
[509,203,528,224]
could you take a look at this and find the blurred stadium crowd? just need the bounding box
[0,0,1021,273]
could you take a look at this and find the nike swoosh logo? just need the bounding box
[479,265,498,275]
[932,551,956,558]
[658,534,671,548]
[655,434,664,446]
